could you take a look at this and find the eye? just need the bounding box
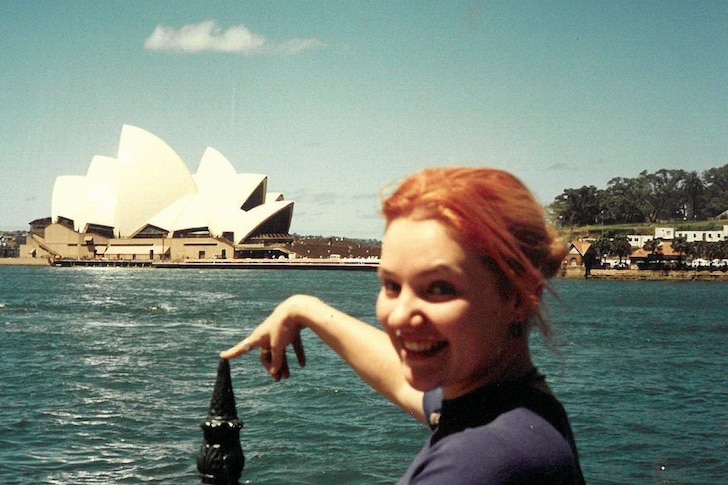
[380,278,401,296]
[428,281,456,298]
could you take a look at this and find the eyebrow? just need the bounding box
[378,261,464,280]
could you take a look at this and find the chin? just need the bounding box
[405,373,441,393]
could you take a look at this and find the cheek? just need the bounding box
[375,294,400,351]
[375,290,389,326]
[471,319,510,358]
[444,309,505,352]
[428,303,471,332]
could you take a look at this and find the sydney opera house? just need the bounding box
[22,125,295,263]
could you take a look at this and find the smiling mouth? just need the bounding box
[402,340,448,357]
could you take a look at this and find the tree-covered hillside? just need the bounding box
[549,164,728,227]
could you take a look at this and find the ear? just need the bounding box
[506,292,528,323]
[508,283,542,323]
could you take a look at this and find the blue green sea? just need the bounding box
[1,267,726,484]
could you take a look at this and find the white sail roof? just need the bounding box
[51,175,86,226]
[113,125,198,237]
[50,125,294,243]
[77,155,118,231]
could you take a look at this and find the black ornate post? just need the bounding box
[197,358,245,484]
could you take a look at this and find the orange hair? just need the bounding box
[381,167,567,336]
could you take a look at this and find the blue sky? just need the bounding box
[2,1,727,238]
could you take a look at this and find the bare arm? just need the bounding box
[220,294,425,423]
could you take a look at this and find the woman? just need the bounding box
[221,168,585,484]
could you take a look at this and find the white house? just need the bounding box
[675,228,727,243]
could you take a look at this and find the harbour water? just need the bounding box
[0,266,726,484]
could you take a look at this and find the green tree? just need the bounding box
[550,186,603,227]
[717,241,728,261]
[640,169,686,222]
[704,240,728,262]
[611,235,633,263]
[602,177,645,223]
[671,236,690,266]
[642,238,664,269]
[600,169,686,223]
[603,169,683,223]
[591,237,612,267]
[680,171,706,220]
[691,241,708,260]
[703,164,728,217]
[643,239,662,255]
[552,164,727,225]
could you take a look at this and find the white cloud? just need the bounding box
[144,20,324,56]
[277,38,326,57]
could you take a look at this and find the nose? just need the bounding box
[384,287,424,329]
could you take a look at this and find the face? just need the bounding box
[376,217,521,399]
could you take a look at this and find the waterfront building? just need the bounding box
[674,228,727,243]
[20,126,294,262]
[650,226,727,243]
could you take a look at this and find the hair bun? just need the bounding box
[541,226,568,279]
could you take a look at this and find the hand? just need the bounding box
[220,295,311,381]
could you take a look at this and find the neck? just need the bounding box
[442,338,538,400]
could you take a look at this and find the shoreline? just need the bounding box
[0,257,52,267]
[0,257,378,272]
[560,268,728,281]
[153,259,378,271]
[3,257,728,280]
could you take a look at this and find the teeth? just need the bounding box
[403,341,434,352]
[402,340,447,355]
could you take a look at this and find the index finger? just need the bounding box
[219,337,255,360]
[292,333,306,368]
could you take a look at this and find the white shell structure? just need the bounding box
[50,125,293,243]
[77,155,119,231]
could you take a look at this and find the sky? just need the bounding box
[1,1,727,239]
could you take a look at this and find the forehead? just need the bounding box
[381,218,472,266]
[384,217,453,243]
[379,218,507,296]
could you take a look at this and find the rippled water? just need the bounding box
[1,267,726,484]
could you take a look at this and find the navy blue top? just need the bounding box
[398,375,585,484]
